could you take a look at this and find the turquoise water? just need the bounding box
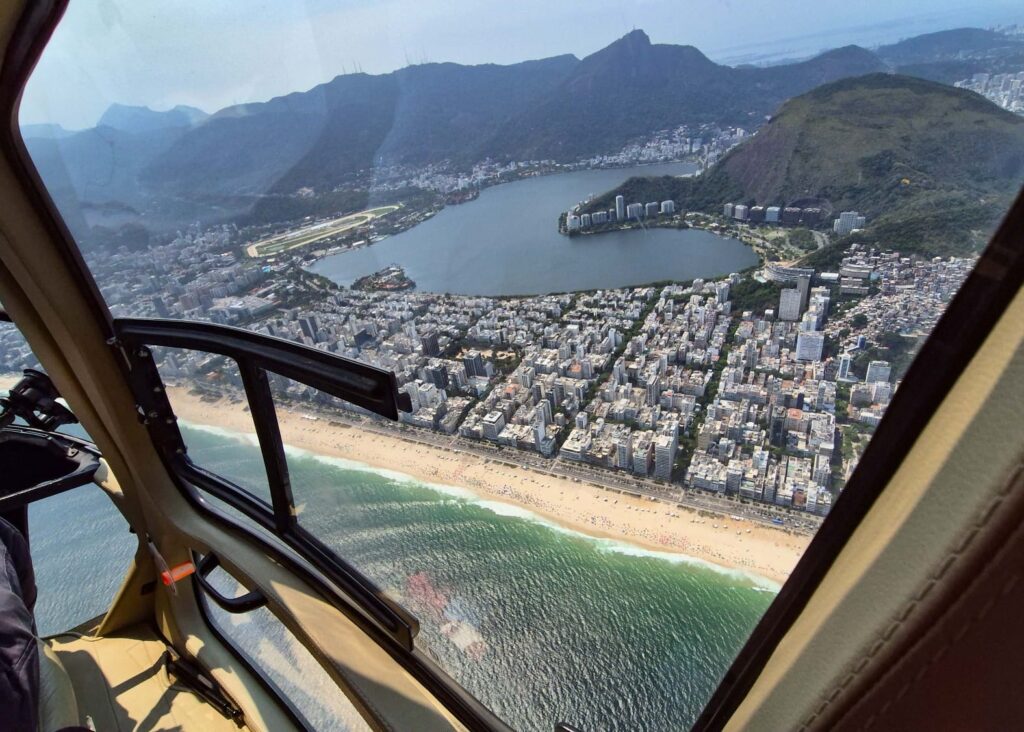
[25,419,774,730]
[184,424,775,731]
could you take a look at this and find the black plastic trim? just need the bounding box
[0,425,100,511]
[116,320,420,650]
[191,571,312,732]
[238,362,295,534]
[117,318,410,419]
[181,479,515,732]
[177,457,419,649]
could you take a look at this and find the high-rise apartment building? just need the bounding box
[833,211,867,235]
[779,288,802,321]
[795,332,825,362]
[866,360,892,384]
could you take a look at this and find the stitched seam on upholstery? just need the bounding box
[797,459,1024,731]
[860,571,1020,730]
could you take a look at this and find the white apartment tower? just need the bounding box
[795,332,825,362]
[866,360,892,384]
[778,288,803,321]
[833,211,867,235]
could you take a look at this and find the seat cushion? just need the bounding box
[37,640,79,731]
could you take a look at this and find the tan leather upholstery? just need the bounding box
[38,640,78,732]
[48,624,250,732]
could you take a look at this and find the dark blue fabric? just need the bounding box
[0,517,38,732]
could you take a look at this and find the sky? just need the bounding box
[20,0,1024,129]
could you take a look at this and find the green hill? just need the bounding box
[585,74,1024,257]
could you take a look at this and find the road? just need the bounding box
[310,407,823,537]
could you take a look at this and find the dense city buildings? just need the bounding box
[955,71,1024,115]
[723,202,823,227]
[565,196,680,233]
[0,197,976,522]
[370,123,746,206]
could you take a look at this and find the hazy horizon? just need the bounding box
[21,0,1024,130]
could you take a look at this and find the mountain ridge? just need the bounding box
[582,73,1024,257]
[22,26,1024,246]
[98,103,208,133]
[477,32,886,162]
[140,29,890,198]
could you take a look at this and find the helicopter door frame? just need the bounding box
[113,317,420,649]
[111,316,513,731]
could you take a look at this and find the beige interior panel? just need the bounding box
[827,463,1024,730]
[38,639,79,731]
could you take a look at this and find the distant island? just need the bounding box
[352,265,416,292]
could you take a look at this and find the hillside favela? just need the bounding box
[9,12,1024,732]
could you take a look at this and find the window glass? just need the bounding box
[264,373,781,727]
[197,557,372,731]
[0,323,135,635]
[19,2,1024,729]
[0,320,40,374]
[29,479,136,635]
[153,347,272,504]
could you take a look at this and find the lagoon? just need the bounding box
[311,162,757,295]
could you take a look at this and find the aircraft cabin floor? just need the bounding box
[44,623,251,732]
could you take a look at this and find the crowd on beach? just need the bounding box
[173,390,807,582]
[388,442,798,580]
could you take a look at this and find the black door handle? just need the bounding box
[195,552,268,613]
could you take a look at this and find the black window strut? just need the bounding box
[112,317,420,651]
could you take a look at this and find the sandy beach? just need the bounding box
[165,387,808,584]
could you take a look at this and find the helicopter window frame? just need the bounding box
[2,2,1024,730]
[114,317,420,650]
[190,549,369,732]
[111,318,514,731]
[190,565,312,731]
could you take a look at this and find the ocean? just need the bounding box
[29,423,774,731]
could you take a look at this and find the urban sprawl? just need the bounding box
[955,70,1024,115]
[0,201,973,523]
